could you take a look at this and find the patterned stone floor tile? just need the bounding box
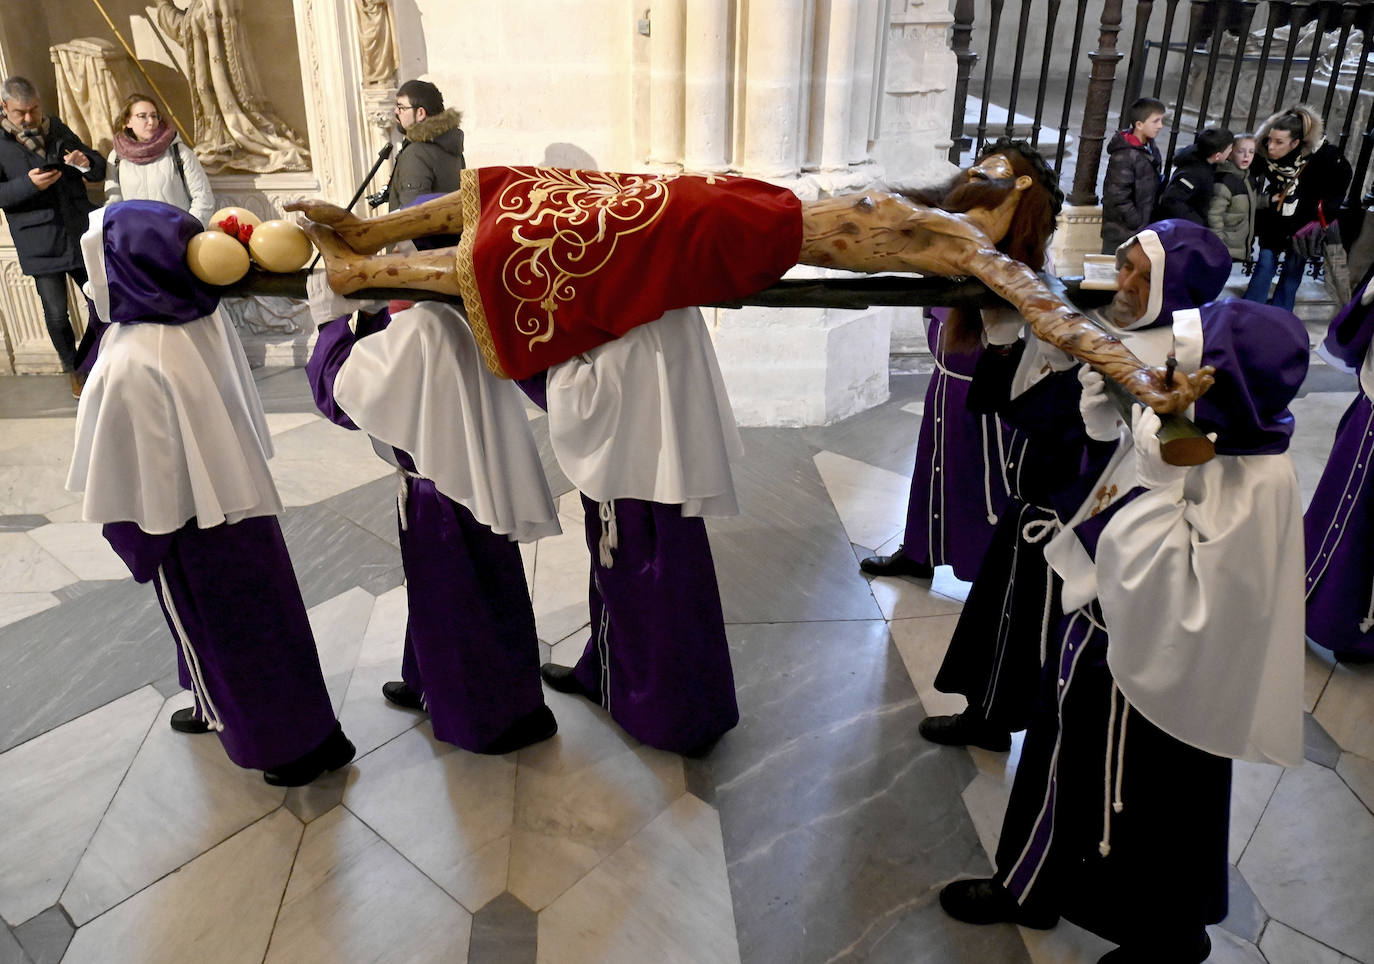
[335,586,422,760]
[61,809,302,964]
[1306,713,1345,769]
[812,450,910,552]
[509,695,685,911]
[1205,926,1268,963]
[1239,764,1374,959]
[306,587,375,713]
[1315,661,1374,761]
[0,418,77,461]
[0,918,31,964]
[1335,752,1374,815]
[962,771,1013,861]
[0,514,48,532]
[530,502,592,646]
[60,695,287,925]
[1305,642,1339,714]
[889,614,969,719]
[870,573,968,621]
[25,523,127,581]
[1220,864,1267,944]
[321,475,403,549]
[1017,921,1115,963]
[1290,392,1356,507]
[40,501,83,524]
[0,534,77,593]
[264,806,472,963]
[282,775,348,825]
[468,892,536,964]
[1258,919,1354,964]
[11,906,72,964]
[537,794,738,964]
[0,687,162,926]
[0,593,58,631]
[0,466,81,516]
[343,726,514,912]
[263,411,319,436]
[1229,760,1285,864]
[277,503,401,610]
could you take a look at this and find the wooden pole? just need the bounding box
[85,0,192,144]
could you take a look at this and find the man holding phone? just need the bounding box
[0,75,106,397]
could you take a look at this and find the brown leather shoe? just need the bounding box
[70,372,86,399]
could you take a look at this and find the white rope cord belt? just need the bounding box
[1020,516,1062,665]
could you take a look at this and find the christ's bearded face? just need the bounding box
[940,154,1021,215]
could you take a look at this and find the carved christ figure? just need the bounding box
[288,144,1213,413]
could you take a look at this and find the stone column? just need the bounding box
[741,0,805,177]
[874,0,959,185]
[683,0,730,171]
[820,0,860,170]
[649,0,687,168]
[847,0,883,164]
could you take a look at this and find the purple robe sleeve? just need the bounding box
[304,308,391,429]
[1324,279,1374,370]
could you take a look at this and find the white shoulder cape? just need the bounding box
[66,311,283,533]
[1095,454,1305,767]
[332,302,560,543]
[545,307,744,517]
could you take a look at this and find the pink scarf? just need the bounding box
[112,122,177,163]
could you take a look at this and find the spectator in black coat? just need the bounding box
[1244,104,1352,311]
[1101,97,1166,253]
[387,80,465,211]
[0,76,106,396]
[1157,127,1234,225]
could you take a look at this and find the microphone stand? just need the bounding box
[306,141,394,270]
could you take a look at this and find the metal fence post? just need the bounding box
[1069,0,1126,205]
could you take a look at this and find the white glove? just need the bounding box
[306,270,385,328]
[981,307,1024,346]
[1132,406,1189,491]
[1078,367,1125,441]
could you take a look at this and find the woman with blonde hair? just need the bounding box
[104,94,213,225]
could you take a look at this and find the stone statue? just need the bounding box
[354,0,399,87]
[153,0,311,174]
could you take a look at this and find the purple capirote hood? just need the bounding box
[1175,298,1309,455]
[1117,219,1232,330]
[82,200,221,326]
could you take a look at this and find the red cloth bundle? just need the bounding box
[454,166,803,378]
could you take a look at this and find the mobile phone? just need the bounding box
[37,163,64,173]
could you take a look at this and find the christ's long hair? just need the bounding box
[903,138,1064,353]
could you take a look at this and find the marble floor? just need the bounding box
[1,354,1371,964]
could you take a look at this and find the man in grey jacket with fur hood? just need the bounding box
[388,79,465,211]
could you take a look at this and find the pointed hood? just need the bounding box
[1114,219,1232,329]
[82,200,220,326]
[1172,299,1309,455]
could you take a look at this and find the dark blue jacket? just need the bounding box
[0,114,105,274]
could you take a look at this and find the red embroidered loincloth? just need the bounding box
[454,167,803,378]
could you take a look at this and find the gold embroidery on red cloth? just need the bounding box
[493,169,686,351]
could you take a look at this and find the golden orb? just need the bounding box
[248,219,313,272]
[186,231,251,286]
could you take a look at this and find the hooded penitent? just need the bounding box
[1093,297,1308,767]
[67,200,280,533]
[1114,219,1233,330]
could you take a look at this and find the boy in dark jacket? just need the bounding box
[1156,127,1233,225]
[1101,98,1166,252]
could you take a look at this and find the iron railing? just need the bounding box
[950,0,1374,220]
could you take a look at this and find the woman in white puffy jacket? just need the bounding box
[103,94,213,225]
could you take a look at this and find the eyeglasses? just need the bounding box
[132,112,160,122]
[395,103,415,114]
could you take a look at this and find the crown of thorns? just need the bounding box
[978,137,1065,217]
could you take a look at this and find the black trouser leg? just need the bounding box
[33,269,85,372]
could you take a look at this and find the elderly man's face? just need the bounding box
[1106,241,1152,326]
[2,97,42,129]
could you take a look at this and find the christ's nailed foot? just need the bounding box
[284,199,379,253]
[298,221,369,295]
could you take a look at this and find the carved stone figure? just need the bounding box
[354,0,399,87]
[153,0,311,174]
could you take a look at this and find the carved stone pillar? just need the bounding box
[741,0,805,177]
[684,0,730,172]
[359,85,398,210]
[874,0,959,184]
[819,0,860,170]
[847,0,883,165]
[649,0,687,169]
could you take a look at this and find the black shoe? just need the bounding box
[169,707,211,734]
[478,705,558,754]
[382,680,426,710]
[1098,932,1210,963]
[540,663,598,701]
[939,878,1059,930]
[859,551,935,579]
[263,725,356,787]
[919,712,1013,752]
